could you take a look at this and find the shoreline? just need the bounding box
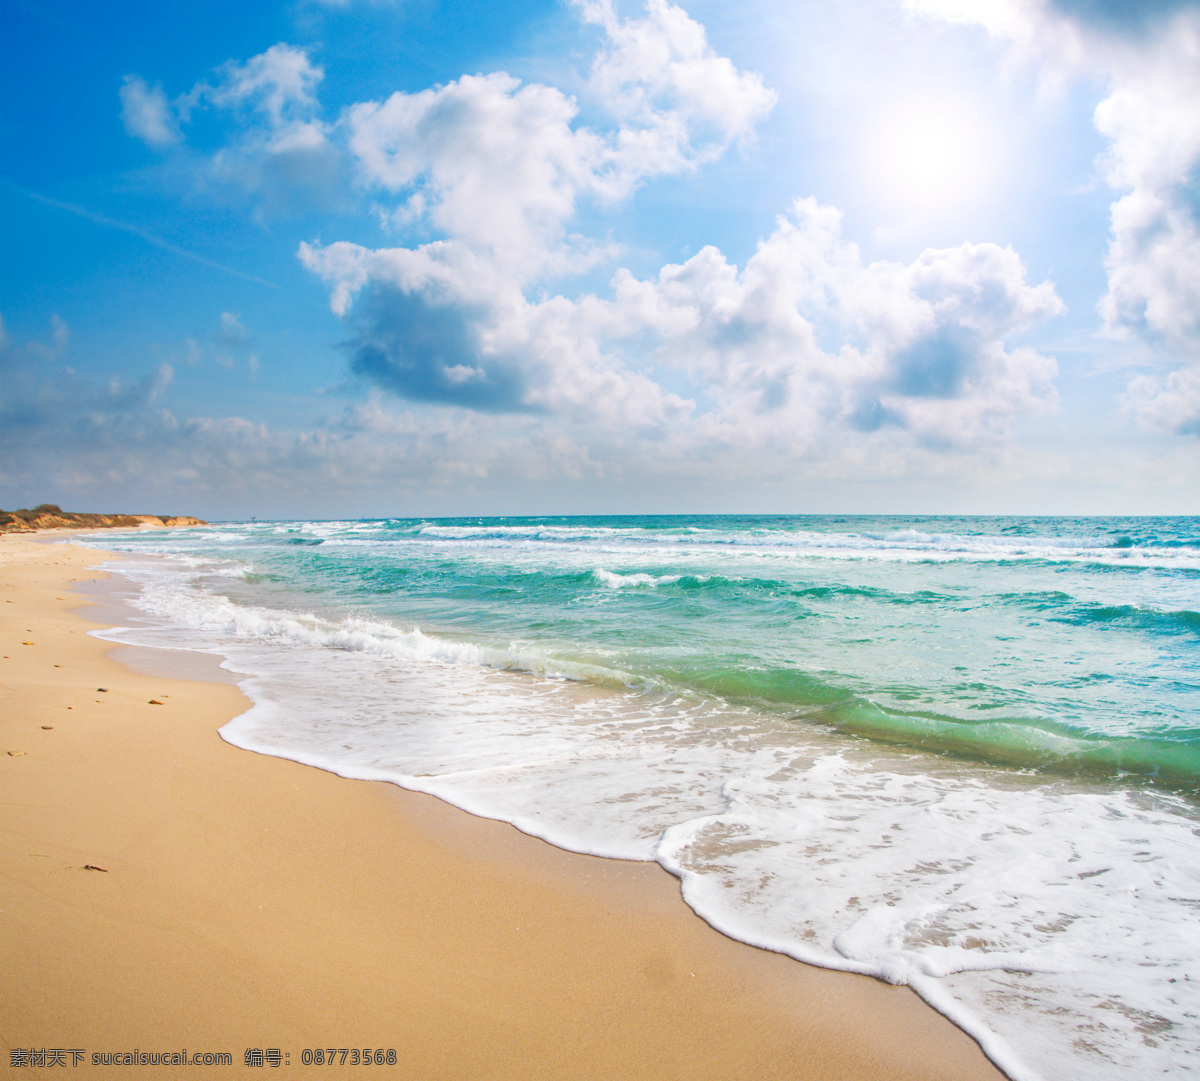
[1,535,1005,1079]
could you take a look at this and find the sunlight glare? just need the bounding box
[869,101,991,216]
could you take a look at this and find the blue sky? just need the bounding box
[2,0,1197,518]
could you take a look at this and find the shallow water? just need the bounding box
[79,515,1200,1080]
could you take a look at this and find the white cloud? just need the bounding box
[591,198,1063,448]
[202,46,340,213]
[121,44,338,214]
[343,2,773,279]
[300,234,695,427]
[4,357,1193,517]
[294,2,785,435]
[0,316,614,511]
[219,312,249,345]
[303,197,1062,451]
[104,1,1054,466]
[300,236,509,316]
[122,3,772,244]
[110,3,1067,484]
[578,0,777,166]
[1125,366,1200,435]
[1093,20,1200,351]
[346,73,608,273]
[120,75,181,147]
[205,43,324,127]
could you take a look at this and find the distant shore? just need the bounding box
[0,503,206,534]
[1,536,1004,1080]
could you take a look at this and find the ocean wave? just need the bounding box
[352,524,1200,571]
[105,516,1200,575]
[104,560,644,691]
[592,567,686,589]
[1049,601,1200,636]
[654,661,1200,784]
[79,533,1200,1081]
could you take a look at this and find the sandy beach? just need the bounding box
[1,535,1005,1080]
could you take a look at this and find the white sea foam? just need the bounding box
[102,558,636,687]
[82,547,1200,1081]
[592,567,684,588]
[312,521,1200,571]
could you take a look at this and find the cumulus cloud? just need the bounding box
[1093,24,1200,350]
[301,236,695,429]
[343,285,531,412]
[343,1,773,277]
[296,0,1064,457]
[346,73,608,271]
[1124,366,1200,435]
[201,46,341,213]
[0,316,609,514]
[110,2,1068,485]
[203,43,323,125]
[119,43,340,214]
[120,1,773,251]
[578,0,776,164]
[292,1,783,432]
[294,0,1061,456]
[602,199,1062,448]
[123,44,325,157]
[906,0,1200,435]
[304,197,1062,450]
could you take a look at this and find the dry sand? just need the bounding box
[0,535,1006,1079]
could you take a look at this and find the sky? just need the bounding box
[1,0,1198,519]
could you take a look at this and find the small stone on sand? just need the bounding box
[149,699,164,705]
[41,726,53,730]
[8,750,26,756]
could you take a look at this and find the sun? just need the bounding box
[889,114,974,193]
[867,101,991,215]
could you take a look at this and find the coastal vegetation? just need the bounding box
[0,504,205,533]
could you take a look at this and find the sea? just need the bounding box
[74,514,1199,1080]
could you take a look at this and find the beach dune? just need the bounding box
[1,536,1004,1080]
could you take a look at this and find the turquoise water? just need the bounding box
[160,514,1198,781]
[82,515,1200,1080]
